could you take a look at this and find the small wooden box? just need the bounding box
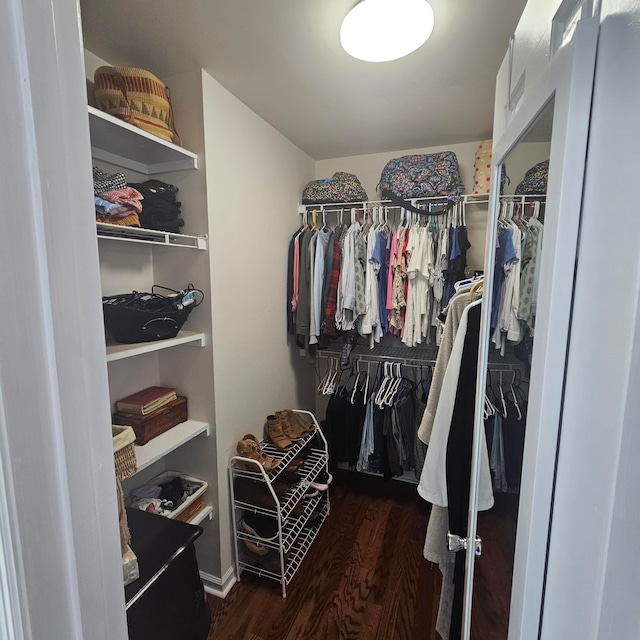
[113,396,188,446]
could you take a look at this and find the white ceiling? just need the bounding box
[79,0,527,160]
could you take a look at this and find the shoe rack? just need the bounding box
[228,410,330,597]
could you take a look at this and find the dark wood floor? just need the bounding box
[207,470,515,640]
[472,494,518,640]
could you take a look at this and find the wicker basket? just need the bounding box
[111,424,138,480]
[112,425,138,570]
[112,425,137,481]
[94,66,176,143]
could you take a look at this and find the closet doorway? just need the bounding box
[459,14,599,640]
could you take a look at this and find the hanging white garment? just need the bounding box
[417,298,494,511]
[417,289,472,445]
[419,227,434,342]
[361,226,381,343]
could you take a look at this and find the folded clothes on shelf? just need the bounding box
[127,474,203,517]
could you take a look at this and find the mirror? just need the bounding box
[470,98,553,638]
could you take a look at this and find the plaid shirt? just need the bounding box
[322,224,344,337]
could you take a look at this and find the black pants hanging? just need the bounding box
[446,303,481,640]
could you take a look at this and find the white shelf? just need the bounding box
[97,223,207,250]
[134,420,210,472]
[106,331,206,362]
[88,106,198,174]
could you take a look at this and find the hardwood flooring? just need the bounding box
[471,494,518,640]
[207,469,438,640]
[207,470,516,640]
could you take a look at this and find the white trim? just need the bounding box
[0,395,25,640]
[201,568,237,599]
[0,0,129,637]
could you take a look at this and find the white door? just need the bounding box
[454,8,600,640]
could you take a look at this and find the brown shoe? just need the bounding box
[236,438,280,471]
[284,456,305,472]
[279,417,302,443]
[275,410,314,438]
[233,477,289,508]
[264,415,294,451]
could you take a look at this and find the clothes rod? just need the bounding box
[299,193,547,213]
[317,350,520,371]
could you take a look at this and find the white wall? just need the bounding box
[202,70,316,579]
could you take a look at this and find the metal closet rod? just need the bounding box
[299,193,547,213]
[317,351,519,372]
[317,352,435,367]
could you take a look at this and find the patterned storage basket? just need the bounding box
[515,160,549,195]
[94,66,179,143]
[302,172,368,204]
[472,140,510,195]
[379,152,464,203]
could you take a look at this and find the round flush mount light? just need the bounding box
[340,0,435,62]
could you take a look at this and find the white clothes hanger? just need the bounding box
[317,357,332,393]
[508,371,523,420]
[384,363,403,406]
[363,362,371,404]
[484,392,497,420]
[325,362,339,395]
[375,361,392,407]
[381,362,399,406]
[350,361,361,405]
[498,371,508,417]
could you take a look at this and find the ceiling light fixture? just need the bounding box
[340,0,435,62]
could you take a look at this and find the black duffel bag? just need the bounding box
[103,284,204,344]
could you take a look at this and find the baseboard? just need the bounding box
[201,567,236,599]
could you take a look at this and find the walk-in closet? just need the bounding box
[3,1,640,639]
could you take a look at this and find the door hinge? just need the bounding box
[447,532,482,556]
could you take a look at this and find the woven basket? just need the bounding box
[173,495,205,523]
[94,66,178,143]
[112,425,137,481]
[112,425,138,562]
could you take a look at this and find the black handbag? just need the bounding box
[103,284,204,344]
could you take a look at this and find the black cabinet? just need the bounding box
[125,508,210,640]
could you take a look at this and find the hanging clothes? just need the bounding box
[417,293,492,640]
[286,226,303,336]
[417,299,493,510]
[445,301,483,640]
[289,202,474,356]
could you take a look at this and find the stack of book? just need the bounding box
[113,386,188,445]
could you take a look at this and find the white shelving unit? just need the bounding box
[88,106,197,173]
[97,222,207,249]
[105,330,206,362]
[134,419,210,471]
[229,410,330,598]
[90,105,214,530]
